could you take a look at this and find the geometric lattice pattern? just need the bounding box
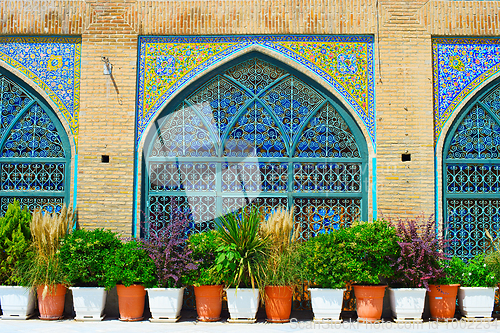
[293,162,361,192]
[145,57,365,239]
[0,73,69,214]
[445,198,500,260]
[0,162,65,191]
[294,197,361,240]
[0,196,64,215]
[137,35,375,148]
[444,82,500,261]
[446,106,500,159]
[1,104,66,158]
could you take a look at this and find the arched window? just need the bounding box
[0,69,71,213]
[443,81,500,260]
[143,56,368,239]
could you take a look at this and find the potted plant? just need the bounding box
[17,205,75,320]
[427,256,462,321]
[345,220,399,323]
[140,208,198,322]
[457,252,497,319]
[103,240,156,321]
[184,230,226,322]
[259,207,302,323]
[0,200,35,319]
[300,228,349,323]
[215,208,270,322]
[59,228,121,320]
[387,216,448,322]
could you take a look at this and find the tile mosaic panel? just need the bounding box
[0,37,81,147]
[433,38,500,144]
[137,35,375,148]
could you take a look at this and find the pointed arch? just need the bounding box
[0,68,72,214]
[141,53,368,239]
[442,78,500,261]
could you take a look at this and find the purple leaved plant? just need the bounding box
[140,207,198,288]
[388,215,449,290]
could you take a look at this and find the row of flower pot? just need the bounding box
[1,284,497,322]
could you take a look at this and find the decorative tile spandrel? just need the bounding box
[0,37,81,148]
[137,35,374,149]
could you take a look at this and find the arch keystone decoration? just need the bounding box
[136,35,375,150]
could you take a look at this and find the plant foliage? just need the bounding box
[215,208,270,289]
[344,220,399,285]
[103,240,156,289]
[388,215,448,290]
[455,254,497,287]
[183,231,225,286]
[59,228,122,287]
[0,200,31,285]
[140,208,198,288]
[433,256,463,285]
[300,230,349,289]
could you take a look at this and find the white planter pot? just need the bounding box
[0,286,35,320]
[309,288,344,321]
[458,287,496,318]
[226,288,259,321]
[388,288,426,320]
[70,287,106,321]
[146,287,184,321]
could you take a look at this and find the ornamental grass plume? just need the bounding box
[18,205,75,298]
[388,215,449,290]
[259,206,298,254]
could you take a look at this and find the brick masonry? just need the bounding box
[1,0,499,235]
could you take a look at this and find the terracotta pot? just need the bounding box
[428,284,459,320]
[353,285,386,323]
[116,284,146,321]
[37,284,66,320]
[264,286,293,323]
[194,285,223,322]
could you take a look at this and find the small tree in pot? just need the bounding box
[344,220,399,323]
[0,200,34,319]
[59,228,122,320]
[183,230,229,322]
[300,229,350,322]
[139,208,198,322]
[387,215,448,321]
[103,240,156,321]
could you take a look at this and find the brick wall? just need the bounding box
[1,0,499,234]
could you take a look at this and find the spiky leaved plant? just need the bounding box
[388,215,448,290]
[140,207,198,288]
[18,205,75,298]
[215,207,270,289]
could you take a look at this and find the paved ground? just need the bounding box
[2,318,500,333]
